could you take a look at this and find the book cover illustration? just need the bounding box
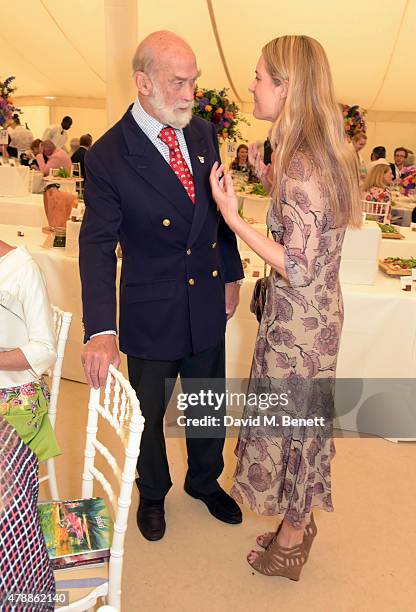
[38,497,112,567]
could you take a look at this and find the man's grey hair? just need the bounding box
[131,30,192,77]
[132,41,155,76]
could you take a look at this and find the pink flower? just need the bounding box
[20,383,36,397]
[313,322,340,356]
[247,463,272,492]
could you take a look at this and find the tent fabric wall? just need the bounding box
[3,0,416,155]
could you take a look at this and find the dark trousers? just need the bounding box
[128,340,225,500]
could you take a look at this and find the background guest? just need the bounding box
[367,146,388,170]
[230,144,251,172]
[406,149,414,165]
[0,418,55,609]
[69,137,80,156]
[362,163,393,205]
[35,139,72,176]
[7,113,34,158]
[351,131,367,180]
[25,138,46,169]
[370,146,387,162]
[71,133,93,179]
[0,238,60,463]
[42,115,73,150]
[390,146,408,181]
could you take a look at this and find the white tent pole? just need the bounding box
[104,0,137,127]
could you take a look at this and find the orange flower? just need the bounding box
[205,105,212,112]
[195,90,204,98]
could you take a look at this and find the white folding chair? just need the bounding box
[361,199,390,223]
[56,365,145,611]
[71,162,84,199]
[38,306,72,499]
[71,162,81,178]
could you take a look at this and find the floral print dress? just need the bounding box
[231,151,345,527]
[0,378,60,463]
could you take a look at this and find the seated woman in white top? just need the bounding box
[0,240,60,462]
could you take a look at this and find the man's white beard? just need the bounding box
[149,81,193,129]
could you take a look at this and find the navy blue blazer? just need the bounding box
[79,107,243,360]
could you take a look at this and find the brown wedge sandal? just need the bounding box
[256,513,317,555]
[247,539,308,580]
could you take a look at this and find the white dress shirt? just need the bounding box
[42,124,68,150]
[9,125,34,153]
[130,99,193,172]
[0,246,57,387]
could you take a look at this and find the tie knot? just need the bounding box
[159,127,178,150]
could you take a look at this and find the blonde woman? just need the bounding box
[210,35,361,579]
[362,163,394,200]
[361,163,393,222]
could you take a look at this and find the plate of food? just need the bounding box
[379,256,416,276]
[377,223,405,239]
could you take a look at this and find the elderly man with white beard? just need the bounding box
[79,31,244,541]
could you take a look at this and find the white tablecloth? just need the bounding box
[237,193,270,224]
[379,226,416,258]
[0,165,29,196]
[392,196,416,227]
[0,193,47,227]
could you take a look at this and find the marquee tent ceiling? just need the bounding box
[2,0,415,113]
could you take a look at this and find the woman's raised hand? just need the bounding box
[209,162,239,227]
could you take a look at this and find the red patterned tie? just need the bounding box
[158,127,195,203]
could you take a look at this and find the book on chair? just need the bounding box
[37,497,112,570]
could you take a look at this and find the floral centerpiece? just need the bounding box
[0,76,20,127]
[193,87,249,142]
[364,187,390,203]
[399,166,416,196]
[341,104,366,139]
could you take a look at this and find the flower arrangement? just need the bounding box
[399,166,416,196]
[364,187,390,203]
[341,104,366,139]
[193,87,249,142]
[0,76,20,127]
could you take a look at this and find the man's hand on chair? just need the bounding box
[81,334,121,389]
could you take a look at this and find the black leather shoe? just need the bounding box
[184,483,242,524]
[137,497,166,541]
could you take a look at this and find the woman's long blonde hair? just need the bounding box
[263,35,362,228]
[362,164,390,191]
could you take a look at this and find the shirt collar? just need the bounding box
[131,99,183,142]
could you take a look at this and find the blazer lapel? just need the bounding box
[121,111,194,224]
[183,122,211,246]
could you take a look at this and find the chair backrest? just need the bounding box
[82,365,145,609]
[361,199,390,224]
[48,306,72,430]
[71,162,81,178]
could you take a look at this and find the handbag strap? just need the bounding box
[263,227,270,279]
